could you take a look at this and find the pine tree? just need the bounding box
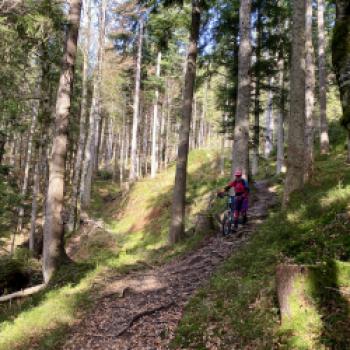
[43,0,82,283]
[231,0,252,179]
[283,0,306,206]
[169,0,202,244]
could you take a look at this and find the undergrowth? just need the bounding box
[0,148,229,350]
[172,151,350,349]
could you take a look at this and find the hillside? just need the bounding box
[173,151,350,349]
[0,149,227,350]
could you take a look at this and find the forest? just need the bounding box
[0,0,350,348]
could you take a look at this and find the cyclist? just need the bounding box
[218,169,249,231]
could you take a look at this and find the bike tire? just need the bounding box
[222,212,232,236]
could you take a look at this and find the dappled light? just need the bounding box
[1,0,350,348]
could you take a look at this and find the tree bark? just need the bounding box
[80,0,106,208]
[68,0,91,231]
[199,80,208,148]
[192,95,197,149]
[283,0,306,206]
[251,8,262,176]
[317,0,329,154]
[264,78,274,159]
[332,1,350,147]
[276,55,286,175]
[94,0,107,174]
[165,79,172,166]
[348,129,350,163]
[169,0,201,244]
[231,0,252,179]
[14,102,37,246]
[0,131,6,165]
[220,111,227,176]
[129,18,143,182]
[43,0,82,283]
[151,51,161,178]
[30,145,42,253]
[81,78,97,208]
[304,0,315,181]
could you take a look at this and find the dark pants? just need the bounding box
[229,195,248,226]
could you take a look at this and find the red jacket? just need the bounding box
[224,179,249,196]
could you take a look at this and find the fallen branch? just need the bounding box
[0,283,47,302]
[117,300,175,337]
[88,301,176,338]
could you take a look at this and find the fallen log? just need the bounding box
[0,283,47,302]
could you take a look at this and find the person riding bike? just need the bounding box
[218,169,249,231]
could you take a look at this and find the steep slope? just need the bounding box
[173,152,350,349]
[0,149,227,350]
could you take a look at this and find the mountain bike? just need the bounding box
[218,192,236,236]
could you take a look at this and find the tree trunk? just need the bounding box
[199,80,208,148]
[80,0,106,208]
[129,18,143,182]
[141,110,149,176]
[124,119,130,184]
[264,78,274,159]
[304,0,315,181]
[80,78,97,208]
[192,95,197,149]
[160,105,166,168]
[68,0,91,231]
[119,102,126,184]
[151,51,161,178]
[220,112,227,176]
[283,0,306,206]
[94,0,107,174]
[165,79,172,166]
[276,55,286,175]
[317,0,329,154]
[94,113,103,173]
[332,1,350,144]
[348,130,350,163]
[169,0,201,244]
[0,131,6,164]
[251,8,262,177]
[30,145,42,253]
[231,0,252,179]
[12,103,37,253]
[43,0,82,283]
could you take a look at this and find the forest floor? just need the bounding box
[61,180,276,350]
[3,147,350,350]
[173,151,350,349]
[0,149,234,350]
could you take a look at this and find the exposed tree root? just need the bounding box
[87,301,175,338]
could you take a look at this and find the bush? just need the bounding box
[97,169,113,180]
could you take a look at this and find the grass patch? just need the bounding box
[172,152,350,349]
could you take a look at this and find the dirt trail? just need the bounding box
[62,181,276,350]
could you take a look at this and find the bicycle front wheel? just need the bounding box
[222,212,231,236]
